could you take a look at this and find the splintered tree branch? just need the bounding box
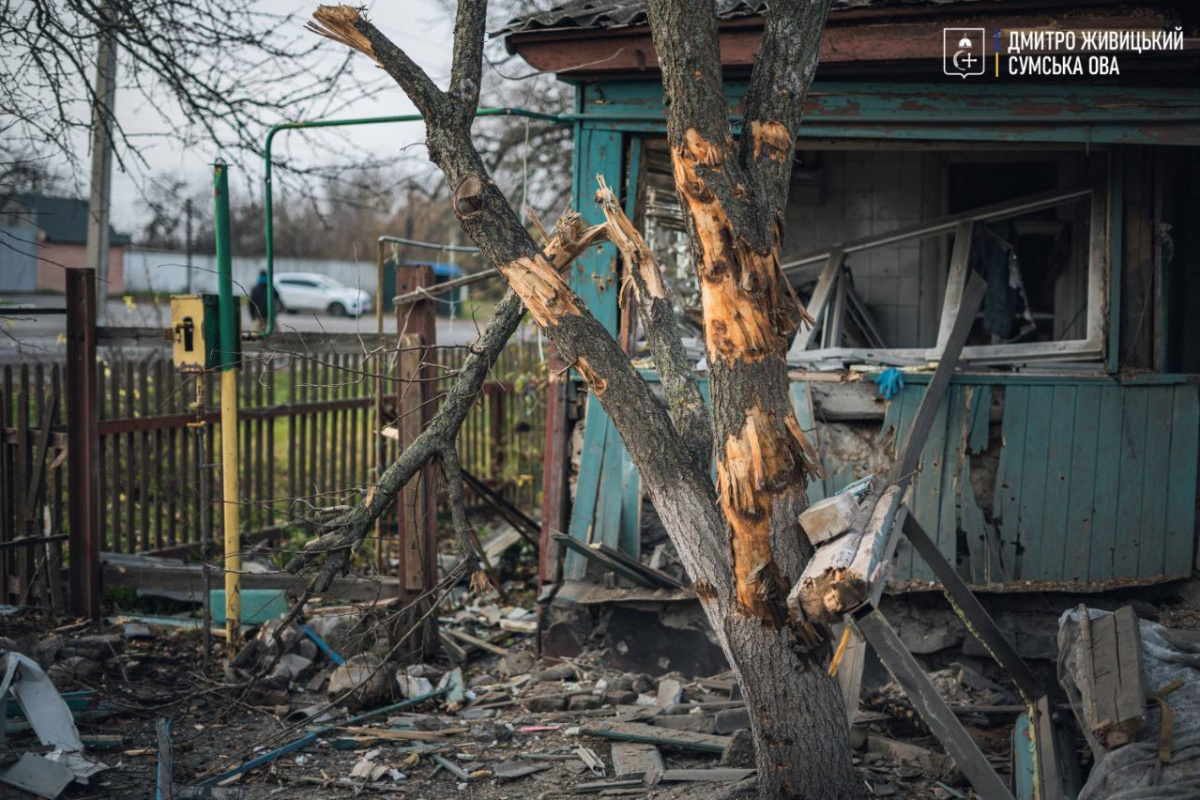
[308,7,445,118]
[595,176,712,470]
[286,210,612,591]
[304,6,736,604]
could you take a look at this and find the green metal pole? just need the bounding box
[258,107,564,339]
[213,163,237,368]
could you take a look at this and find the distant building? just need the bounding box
[0,193,131,293]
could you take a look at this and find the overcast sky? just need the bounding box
[95,1,460,231]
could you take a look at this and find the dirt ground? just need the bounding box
[0,599,981,800]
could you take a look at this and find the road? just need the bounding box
[0,294,517,364]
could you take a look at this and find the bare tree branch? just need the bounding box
[738,0,834,215]
[447,0,488,113]
[307,7,446,118]
[300,6,736,604]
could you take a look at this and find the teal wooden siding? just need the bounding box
[569,379,1199,587]
[563,128,629,579]
[801,380,1200,584]
[577,81,1200,146]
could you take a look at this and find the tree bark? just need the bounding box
[307,2,858,796]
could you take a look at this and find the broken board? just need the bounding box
[1077,606,1147,748]
[610,743,664,780]
[579,722,730,754]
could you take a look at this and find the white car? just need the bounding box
[275,273,372,317]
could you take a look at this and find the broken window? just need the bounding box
[629,143,1108,368]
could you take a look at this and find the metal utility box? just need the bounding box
[170,294,234,371]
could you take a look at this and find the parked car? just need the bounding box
[274,273,372,317]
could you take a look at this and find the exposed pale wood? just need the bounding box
[798,493,860,546]
[442,627,510,657]
[611,743,664,780]
[788,531,865,624]
[579,722,730,754]
[791,249,844,353]
[661,769,756,782]
[1078,606,1147,748]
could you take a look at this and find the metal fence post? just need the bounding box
[66,268,101,620]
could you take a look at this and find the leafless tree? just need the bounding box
[0,0,383,178]
[292,2,857,796]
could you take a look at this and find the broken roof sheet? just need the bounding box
[496,0,992,35]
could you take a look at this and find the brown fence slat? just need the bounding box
[7,333,545,599]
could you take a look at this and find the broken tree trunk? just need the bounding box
[306,1,855,797]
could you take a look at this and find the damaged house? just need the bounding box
[516,0,1200,639]
[496,0,1200,777]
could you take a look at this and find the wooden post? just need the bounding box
[538,352,573,587]
[487,386,504,484]
[396,264,437,655]
[66,269,101,620]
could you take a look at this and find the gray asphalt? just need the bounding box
[0,294,515,364]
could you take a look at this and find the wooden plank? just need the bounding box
[994,386,1029,578]
[441,628,509,657]
[1016,386,1052,583]
[266,359,277,530]
[933,221,975,356]
[139,364,151,552]
[1038,386,1075,581]
[552,534,658,589]
[1165,385,1200,574]
[958,386,992,584]
[1079,607,1146,748]
[0,379,9,602]
[792,532,866,624]
[164,366,177,549]
[966,385,991,453]
[892,385,922,578]
[14,368,30,598]
[594,419,626,553]
[102,558,396,601]
[590,541,684,589]
[1137,388,1173,579]
[1063,386,1101,582]
[610,743,663,780]
[790,249,844,354]
[579,722,730,754]
[854,609,1014,800]
[1113,389,1148,580]
[660,769,755,783]
[1088,387,1123,582]
[398,334,428,594]
[108,363,121,553]
[124,362,135,553]
[618,445,642,559]
[571,128,622,336]
[909,386,949,582]
[1111,608,1146,736]
[788,382,827,505]
[151,361,164,550]
[566,396,611,580]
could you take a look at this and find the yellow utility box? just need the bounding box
[170,294,232,371]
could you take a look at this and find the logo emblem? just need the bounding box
[944,28,986,78]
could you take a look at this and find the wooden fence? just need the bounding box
[0,328,547,608]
